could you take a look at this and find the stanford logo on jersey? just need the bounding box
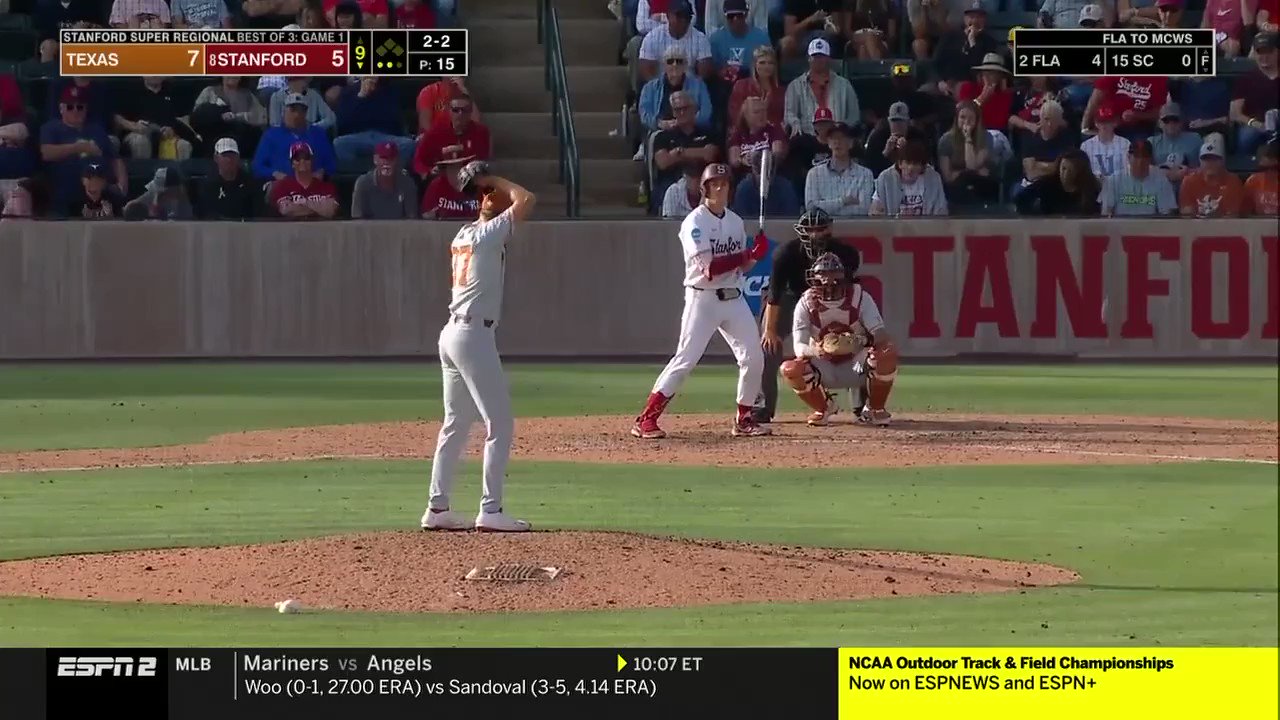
[711,237,741,255]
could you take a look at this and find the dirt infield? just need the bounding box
[0,531,1080,613]
[0,411,1271,614]
[0,412,1274,474]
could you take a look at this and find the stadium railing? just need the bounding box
[537,0,582,217]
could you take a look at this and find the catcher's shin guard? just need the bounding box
[866,343,898,411]
[780,358,829,413]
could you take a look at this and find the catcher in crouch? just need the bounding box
[782,251,898,426]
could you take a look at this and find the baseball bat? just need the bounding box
[757,148,771,233]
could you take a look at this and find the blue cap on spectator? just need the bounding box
[668,0,694,16]
[724,0,748,14]
[963,0,987,14]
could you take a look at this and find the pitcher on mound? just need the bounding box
[783,251,898,426]
[632,163,772,439]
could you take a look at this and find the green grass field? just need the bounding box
[0,363,1276,647]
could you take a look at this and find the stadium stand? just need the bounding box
[0,0,1275,219]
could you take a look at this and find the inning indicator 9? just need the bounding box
[59,28,468,77]
[1012,28,1215,77]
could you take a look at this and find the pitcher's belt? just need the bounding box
[452,314,495,328]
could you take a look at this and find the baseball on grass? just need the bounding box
[275,599,302,614]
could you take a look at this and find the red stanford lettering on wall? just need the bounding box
[836,232,1277,344]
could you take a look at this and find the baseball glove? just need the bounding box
[458,160,491,194]
[820,331,860,357]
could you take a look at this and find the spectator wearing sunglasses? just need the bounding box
[40,85,127,213]
[412,94,491,179]
[639,45,713,135]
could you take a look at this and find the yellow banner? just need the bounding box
[837,648,1278,719]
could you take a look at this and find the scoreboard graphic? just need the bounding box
[58,28,468,77]
[1012,28,1215,77]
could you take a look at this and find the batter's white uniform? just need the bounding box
[792,283,885,388]
[428,207,517,516]
[651,205,764,405]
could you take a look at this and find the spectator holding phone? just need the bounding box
[1230,32,1279,155]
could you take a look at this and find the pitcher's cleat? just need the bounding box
[420,508,473,531]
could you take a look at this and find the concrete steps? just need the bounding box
[487,112,628,160]
[468,19,620,66]
[460,0,635,217]
[467,66,627,113]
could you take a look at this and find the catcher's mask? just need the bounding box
[805,251,847,301]
[795,207,833,259]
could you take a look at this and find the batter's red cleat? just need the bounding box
[631,417,666,439]
[731,416,772,437]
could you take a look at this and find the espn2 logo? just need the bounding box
[56,656,158,677]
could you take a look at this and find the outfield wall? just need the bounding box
[0,219,1276,359]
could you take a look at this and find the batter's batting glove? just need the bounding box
[748,230,769,261]
[458,160,492,195]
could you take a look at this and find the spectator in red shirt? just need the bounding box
[269,141,340,218]
[395,0,436,27]
[0,73,34,184]
[416,77,480,132]
[1203,0,1255,58]
[422,146,481,219]
[956,52,1013,134]
[728,96,787,180]
[324,0,386,27]
[413,94,491,178]
[1084,74,1169,141]
[728,45,786,129]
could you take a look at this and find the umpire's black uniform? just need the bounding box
[754,237,861,422]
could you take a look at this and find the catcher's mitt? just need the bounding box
[819,331,860,357]
[458,160,491,194]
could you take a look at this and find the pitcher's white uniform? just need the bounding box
[428,206,517,516]
[792,283,885,389]
[651,205,765,405]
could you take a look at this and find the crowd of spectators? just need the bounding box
[0,0,507,220]
[621,0,1277,219]
[0,0,1276,220]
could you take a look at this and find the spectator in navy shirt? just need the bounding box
[46,77,121,141]
[0,73,34,184]
[1179,74,1231,141]
[252,92,337,181]
[40,85,126,212]
[35,0,104,61]
[333,77,417,166]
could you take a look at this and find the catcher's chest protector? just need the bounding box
[804,286,869,360]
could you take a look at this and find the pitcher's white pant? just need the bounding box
[429,317,514,515]
[652,287,764,405]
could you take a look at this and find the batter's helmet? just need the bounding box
[700,163,731,190]
[805,251,848,301]
[795,207,833,259]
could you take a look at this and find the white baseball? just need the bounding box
[275,599,302,614]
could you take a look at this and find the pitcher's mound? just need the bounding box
[0,531,1078,613]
